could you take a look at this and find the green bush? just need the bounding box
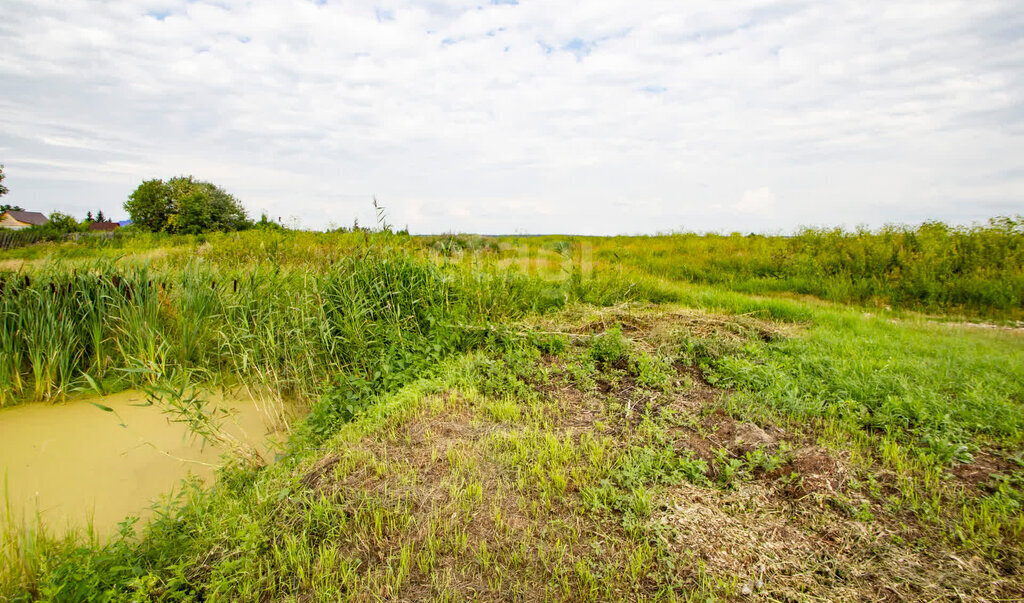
[22,212,85,241]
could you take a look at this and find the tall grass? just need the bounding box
[3,225,1024,600]
[0,266,162,404]
[570,216,1024,318]
[0,236,643,409]
[10,216,1022,316]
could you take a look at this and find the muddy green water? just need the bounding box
[0,389,289,539]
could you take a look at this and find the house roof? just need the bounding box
[88,221,119,231]
[2,210,49,226]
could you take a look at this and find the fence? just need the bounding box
[0,229,43,251]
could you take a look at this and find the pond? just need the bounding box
[0,388,290,539]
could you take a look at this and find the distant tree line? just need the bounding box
[4,167,391,238]
[3,168,270,241]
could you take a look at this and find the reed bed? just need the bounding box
[0,239,622,408]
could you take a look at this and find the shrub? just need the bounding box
[24,212,84,241]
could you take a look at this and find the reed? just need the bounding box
[0,239,607,408]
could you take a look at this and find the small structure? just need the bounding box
[88,221,119,232]
[0,210,48,230]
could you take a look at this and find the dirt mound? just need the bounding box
[790,446,847,495]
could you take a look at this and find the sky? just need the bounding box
[1,0,1022,235]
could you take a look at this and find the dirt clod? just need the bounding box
[728,422,776,454]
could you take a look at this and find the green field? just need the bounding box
[2,222,1023,601]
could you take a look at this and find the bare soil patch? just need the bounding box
[949,449,1016,490]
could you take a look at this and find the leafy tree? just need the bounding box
[170,189,213,235]
[46,212,80,233]
[124,176,251,234]
[125,179,173,232]
[26,212,85,240]
[0,164,8,198]
[0,204,24,213]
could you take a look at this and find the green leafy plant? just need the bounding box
[632,353,674,391]
[589,326,629,367]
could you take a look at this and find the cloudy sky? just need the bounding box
[1,0,1022,234]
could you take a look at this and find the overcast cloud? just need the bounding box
[1,0,1022,234]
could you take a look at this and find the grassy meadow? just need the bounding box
[1,220,1023,601]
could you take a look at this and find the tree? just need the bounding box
[125,179,173,232]
[27,212,84,241]
[0,204,24,213]
[0,164,8,198]
[124,176,252,234]
[87,211,94,222]
[96,210,105,223]
[45,212,80,234]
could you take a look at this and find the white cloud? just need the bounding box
[0,0,1022,234]
[735,188,777,215]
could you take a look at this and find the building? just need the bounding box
[88,221,119,232]
[0,210,49,230]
